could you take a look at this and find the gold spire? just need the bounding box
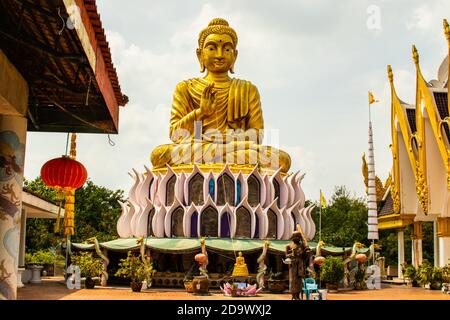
[387,65,393,84]
[412,45,419,66]
[444,19,449,43]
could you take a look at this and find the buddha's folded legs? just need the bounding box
[150,142,291,173]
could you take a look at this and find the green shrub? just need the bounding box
[403,264,416,280]
[416,260,433,287]
[431,267,443,290]
[320,256,344,284]
[25,249,57,265]
[115,251,156,285]
[442,264,450,283]
[71,252,103,278]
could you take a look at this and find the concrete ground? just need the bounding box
[17,277,450,300]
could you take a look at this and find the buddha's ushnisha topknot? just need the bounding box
[198,18,238,49]
[208,18,229,27]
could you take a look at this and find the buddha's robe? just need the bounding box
[151,77,291,172]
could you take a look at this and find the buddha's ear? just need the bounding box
[230,49,238,74]
[196,48,205,73]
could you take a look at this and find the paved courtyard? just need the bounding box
[17,277,450,300]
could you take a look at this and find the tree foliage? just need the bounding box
[311,186,370,247]
[24,177,125,252]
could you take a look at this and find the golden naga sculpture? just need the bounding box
[231,251,249,277]
[150,18,291,173]
[361,152,391,203]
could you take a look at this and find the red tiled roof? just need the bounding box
[81,0,127,107]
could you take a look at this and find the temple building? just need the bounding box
[0,0,127,299]
[377,20,450,277]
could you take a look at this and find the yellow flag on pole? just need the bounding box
[368,91,379,105]
[320,190,327,208]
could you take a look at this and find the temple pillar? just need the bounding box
[411,221,423,268]
[0,115,27,300]
[437,217,450,267]
[433,220,439,266]
[0,49,29,300]
[17,208,27,288]
[397,229,405,279]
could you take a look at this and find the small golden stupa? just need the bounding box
[231,251,249,277]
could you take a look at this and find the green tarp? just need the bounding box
[71,238,370,255]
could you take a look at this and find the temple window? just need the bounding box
[247,174,260,206]
[220,212,231,238]
[217,174,234,206]
[273,179,280,208]
[200,206,218,237]
[291,212,296,231]
[236,179,242,205]
[171,207,184,237]
[148,180,153,199]
[254,214,259,238]
[209,178,215,199]
[147,207,155,237]
[235,207,251,238]
[166,175,176,206]
[189,173,204,205]
[190,212,198,238]
[267,209,277,239]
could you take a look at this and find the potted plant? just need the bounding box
[431,267,443,290]
[416,260,433,289]
[115,251,156,292]
[267,270,286,293]
[71,252,103,289]
[320,256,344,292]
[403,264,416,287]
[25,249,56,284]
[442,264,450,293]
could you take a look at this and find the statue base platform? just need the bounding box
[117,163,317,241]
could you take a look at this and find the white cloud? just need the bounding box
[406,5,433,31]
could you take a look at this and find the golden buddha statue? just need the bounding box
[231,251,249,277]
[150,18,291,173]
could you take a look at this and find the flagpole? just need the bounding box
[319,190,322,241]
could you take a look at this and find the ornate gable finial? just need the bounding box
[412,45,419,66]
[387,65,393,84]
[444,19,450,43]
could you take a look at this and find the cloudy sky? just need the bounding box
[24,0,449,201]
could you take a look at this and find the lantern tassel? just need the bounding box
[64,189,75,236]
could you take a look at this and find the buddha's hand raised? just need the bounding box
[200,82,216,116]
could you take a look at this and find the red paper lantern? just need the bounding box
[355,253,367,264]
[314,256,326,266]
[40,156,88,191]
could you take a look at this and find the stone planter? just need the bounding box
[184,280,194,293]
[326,283,339,292]
[192,276,209,295]
[267,280,286,293]
[29,265,44,284]
[405,278,413,287]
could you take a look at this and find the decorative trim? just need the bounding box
[411,221,423,240]
[437,217,450,237]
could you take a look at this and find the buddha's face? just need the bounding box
[197,33,237,73]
